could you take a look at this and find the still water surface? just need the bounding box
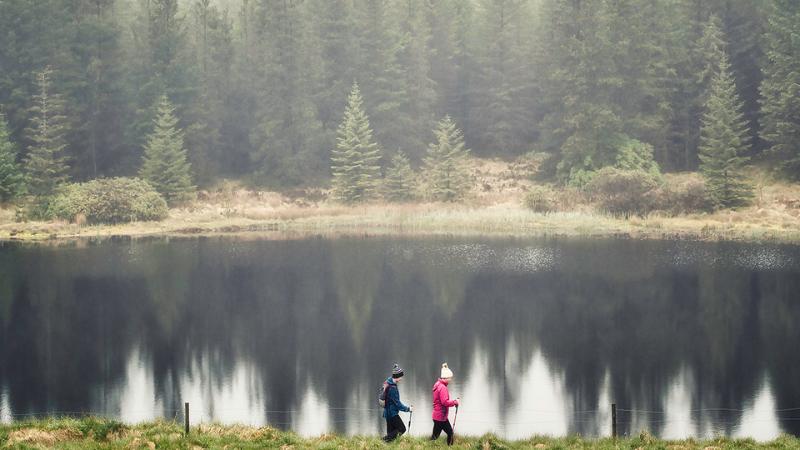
[0,236,799,440]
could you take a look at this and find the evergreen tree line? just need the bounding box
[331,82,470,202]
[0,0,798,206]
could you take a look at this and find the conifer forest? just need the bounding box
[0,0,798,208]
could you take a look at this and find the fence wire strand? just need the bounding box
[2,403,799,437]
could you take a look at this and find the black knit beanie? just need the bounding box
[391,363,404,379]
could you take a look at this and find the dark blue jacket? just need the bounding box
[382,377,410,418]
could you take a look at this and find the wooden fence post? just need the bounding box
[611,403,617,438]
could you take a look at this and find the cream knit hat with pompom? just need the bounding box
[440,363,454,379]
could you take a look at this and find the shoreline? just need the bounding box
[2,203,800,244]
[2,160,799,245]
[0,418,796,449]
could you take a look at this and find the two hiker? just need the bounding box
[380,362,460,445]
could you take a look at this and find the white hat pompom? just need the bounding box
[440,363,454,379]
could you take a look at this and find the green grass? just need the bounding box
[0,418,798,449]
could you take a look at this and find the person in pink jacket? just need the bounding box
[430,363,459,445]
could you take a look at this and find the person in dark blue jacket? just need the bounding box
[382,363,413,442]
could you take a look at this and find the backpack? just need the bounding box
[378,381,392,408]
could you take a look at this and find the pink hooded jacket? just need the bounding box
[431,378,459,421]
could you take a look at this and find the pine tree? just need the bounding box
[127,0,198,163]
[353,0,409,156]
[723,0,768,155]
[24,67,70,198]
[760,0,800,180]
[696,16,728,106]
[222,0,260,176]
[393,0,437,159]
[445,1,477,148]
[311,0,357,131]
[185,1,234,184]
[330,83,382,203]
[62,0,129,178]
[472,0,536,155]
[250,0,327,185]
[0,0,69,161]
[535,0,625,184]
[139,95,195,205]
[423,116,471,201]
[383,151,416,202]
[698,48,753,209]
[0,116,26,203]
[598,0,673,161]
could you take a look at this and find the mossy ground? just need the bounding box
[0,418,798,449]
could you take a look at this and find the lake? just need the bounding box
[0,236,798,440]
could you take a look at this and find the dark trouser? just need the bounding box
[430,419,454,445]
[383,415,406,442]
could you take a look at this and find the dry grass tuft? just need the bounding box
[127,437,157,449]
[195,423,279,441]
[6,427,82,446]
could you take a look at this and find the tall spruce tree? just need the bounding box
[221,0,260,176]
[24,67,70,198]
[723,0,767,155]
[250,0,326,185]
[760,0,800,180]
[330,82,381,203]
[0,0,69,154]
[311,0,357,131]
[658,1,766,171]
[535,0,625,184]
[698,46,753,209]
[185,1,234,184]
[383,151,416,202]
[127,0,198,162]
[422,116,471,201]
[62,0,129,179]
[663,1,725,171]
[443,1,477,148]
[354,0,409,156]
[472,0,536,155]
[0,116,26,203]
[139,95,195,205]
[393,0,437,160]
[598,0,673,159]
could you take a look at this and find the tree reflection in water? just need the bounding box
[0,237,798,438]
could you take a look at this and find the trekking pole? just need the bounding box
[452,405,459,438]
[408,410,413,434]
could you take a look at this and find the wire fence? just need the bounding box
[1,403,799,437]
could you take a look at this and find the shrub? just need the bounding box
[614,137,662,179]
[511,151,549,180]
[20,197,55,221]
[566,168,597,189]
[586,167,660,218]
[524,186,556,214]
[652,173,712,215]
[49,177,168,224]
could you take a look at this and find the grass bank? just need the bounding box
[3,198,800,244]
[1,418,798,449]
[2,159,799,243]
